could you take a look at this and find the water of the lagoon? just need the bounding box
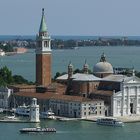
[0,120,140,140]
[0,46,140,82]
[0,46,140,140]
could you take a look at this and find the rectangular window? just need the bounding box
[138,99,140,104]
[125,99,127,105]
[84,112,86,116]
[117,101,121,107]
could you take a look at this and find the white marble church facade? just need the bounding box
[111,75,140,117]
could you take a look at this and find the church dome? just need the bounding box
[93,62,113,73]
[93,53,113,74]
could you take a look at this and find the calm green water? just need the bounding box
[0,46,140,82]
[0,120,140,140]
[0,46,140,139]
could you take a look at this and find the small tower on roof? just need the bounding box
[68,61,73,79]
[83,59,89,74]
[36,8,52,87]
[100,52,106,62]
[132,68,135,76]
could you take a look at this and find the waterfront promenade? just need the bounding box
[48,115,140,123]
[84,115,140,123]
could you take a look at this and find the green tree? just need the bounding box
[54,72,61,80]
[0,44,14,52]
[13,75,28,84]
[0,76,6,86]
[0,66,34,86]
[0,66,13,85]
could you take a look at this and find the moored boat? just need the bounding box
[15,104,30,116]
[20,127,56,133]
[40,109,56,119]
[96,117,124,127]
[0,108,3,113]
[3,113,19,121]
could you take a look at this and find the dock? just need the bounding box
[117,115,140,123]
[81,115,140,123]
[0,119,39,123]
[55,116,80,121]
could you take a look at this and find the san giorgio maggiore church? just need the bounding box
[57,53,140,117]
[1,9,140,118]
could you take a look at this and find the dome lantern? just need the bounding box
[93,53,113,78]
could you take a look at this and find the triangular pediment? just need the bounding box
[114,91,122,96]
[124,76,140,84]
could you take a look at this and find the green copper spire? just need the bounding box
[39,8,47,33]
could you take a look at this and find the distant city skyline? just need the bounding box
[0,0,140,36]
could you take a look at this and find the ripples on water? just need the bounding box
[0,118,140,140]
[0,37,140,139]
[0,46,140,82]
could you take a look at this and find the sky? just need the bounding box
[0,0,140,36]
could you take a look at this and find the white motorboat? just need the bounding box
[0,108,3,113]
[57,117,71,121]
[3,113,19,120]
[40,109,56,119]
[16,104,56,119]
[96,117,124,127]
[15,104,30,116]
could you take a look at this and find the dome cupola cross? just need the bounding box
[100,52,106,62]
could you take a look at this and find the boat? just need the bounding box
[3,113,19,120]
[0,108,3,113]
[16,104,55,119]
[20,127,56,133]
[57,117,71,121]
[96,117,124,127]
[74,47,79,50]
[15,104,30,116]
[0,49,5,56]
[40,109,56,119]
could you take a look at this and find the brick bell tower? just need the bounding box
[36,8,51,87]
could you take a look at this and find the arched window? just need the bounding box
[44,41,48,47]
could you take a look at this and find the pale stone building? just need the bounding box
[111,74,140,117]
[0,87,13,109]
[50,97,104,118]
[57,53,140,117]
[13,92,105,118]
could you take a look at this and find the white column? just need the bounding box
[111,90,115,116]
[127,87,130,115]
[135,86,138,114]
[121,86,125,116]
[49,40,51,48]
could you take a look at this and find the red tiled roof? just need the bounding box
[14,92,98,102]
[8,84,36,89]
[91,90,113,96]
